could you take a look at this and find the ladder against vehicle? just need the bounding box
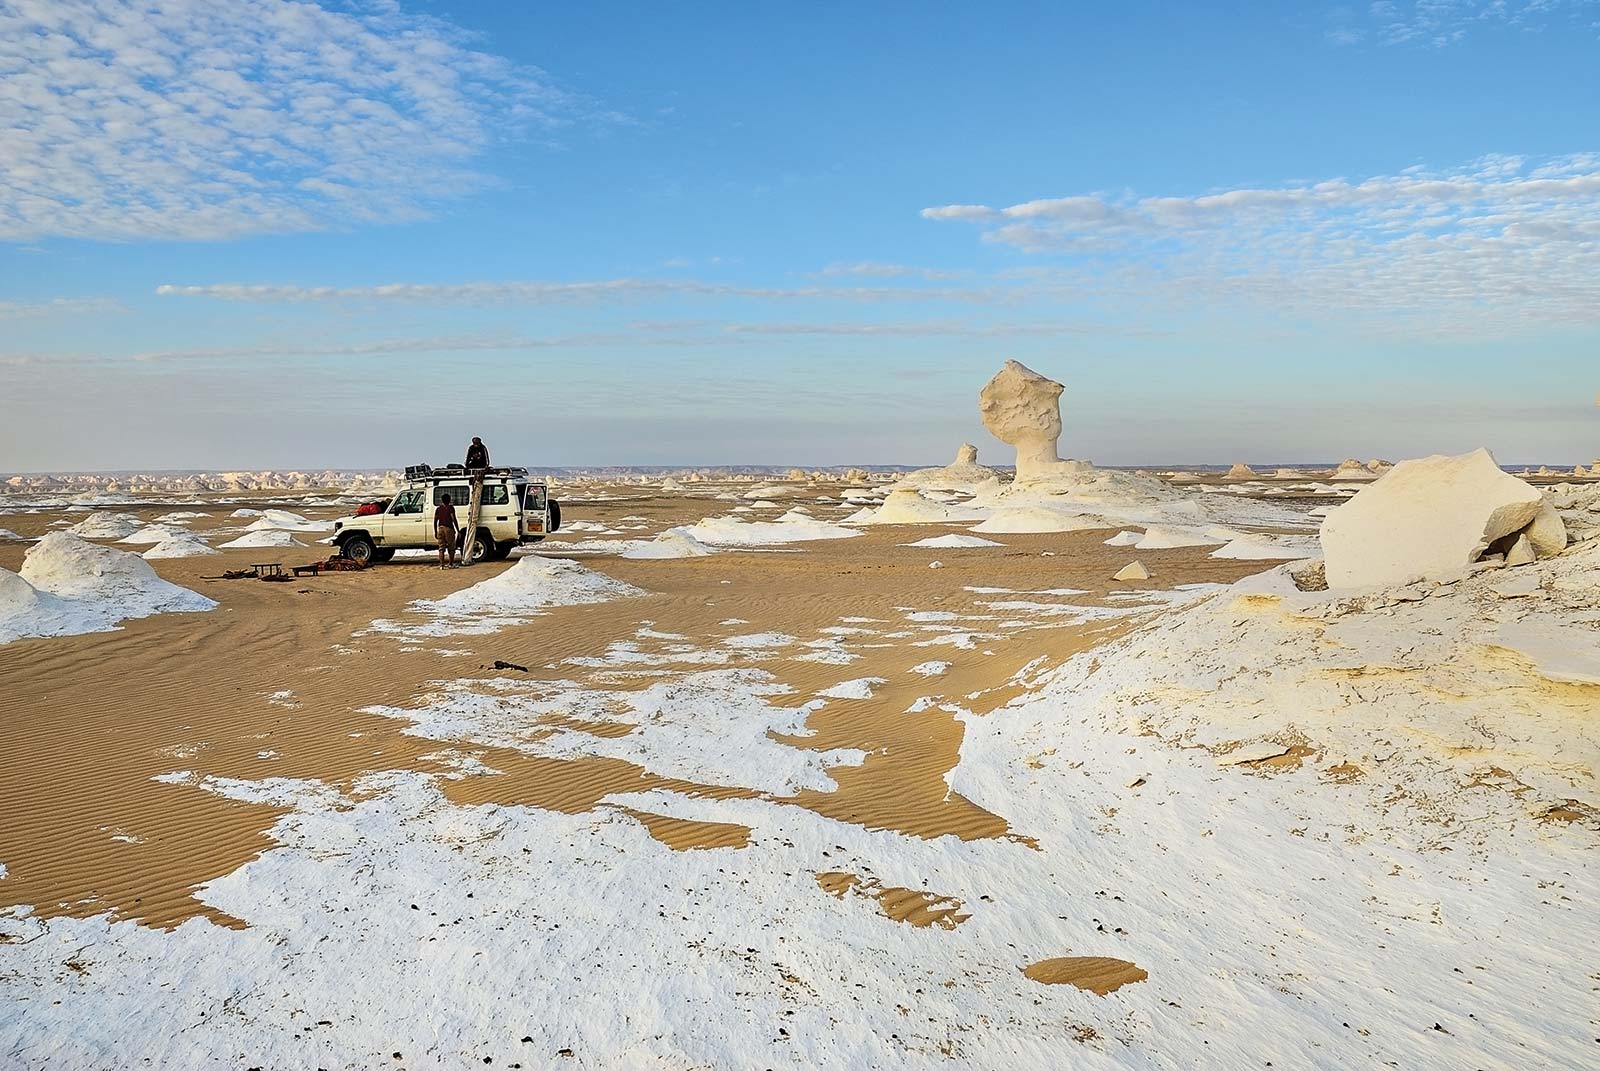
[461,469,486,563]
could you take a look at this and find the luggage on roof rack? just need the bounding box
[405,463,532,481]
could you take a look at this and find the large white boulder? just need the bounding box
[1320,448,1568,588]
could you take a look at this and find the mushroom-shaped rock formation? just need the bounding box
[979,360,1092,484]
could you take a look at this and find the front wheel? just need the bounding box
[370,547,395,563]
[342,534,376,565]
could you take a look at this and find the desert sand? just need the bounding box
[1,364,1596,1069]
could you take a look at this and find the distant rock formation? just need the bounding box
[1320,448,1567,588]
[1331,458,1376,480]
[898,442,998,489]
[1225,463,1257,479]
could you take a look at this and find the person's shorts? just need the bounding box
[436,525,459,546]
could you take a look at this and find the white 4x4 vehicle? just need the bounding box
[331,466,561,565]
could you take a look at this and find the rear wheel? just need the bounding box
[458,528,493,565]
[342,534,376,565]
[488,540,513,561]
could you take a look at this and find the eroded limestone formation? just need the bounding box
[898,442,997,489]
[979,360,1093,483]
[1320,448,1568,588]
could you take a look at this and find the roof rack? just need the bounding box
[404,463,531,481]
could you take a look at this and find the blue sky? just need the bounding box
[2,0,1597,471]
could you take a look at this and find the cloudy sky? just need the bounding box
[2,0,1597,471]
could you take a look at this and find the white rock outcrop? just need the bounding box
[2,533,216,645]
[898,443,998,489]
[856,488,988,525]
[1225,463,1257,479]
[1320,448,1568,589]
[970,506,1110,534]
[978,361,1092,484]
[1331,458,1377,480]
[1113,561,1151,581]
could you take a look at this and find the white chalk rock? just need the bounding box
[971,507,1109,534]
[1225,463,1257,479]
[978,360,1093,484]
[979,360,1060,475]
[898,442,998,489]
[1113,560,1151,582]
[1135,525,1225,550]
[1504,532,1537,567]
[66,512,143,539]
[857,488,987,525]
[1331,458,1376,480]
[1321,448,1568,589]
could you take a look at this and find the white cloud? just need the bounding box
[154,279,1001,304]
[0,297,124,319]
[817,261,969,280]
[2,331,709,366]
[1327,0,1598,47]
[923,154,1600,332]
[719,320,1116,337]
[0,316,1145,368]
[0,0,592,241]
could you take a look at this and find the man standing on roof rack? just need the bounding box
[465,436,489,471]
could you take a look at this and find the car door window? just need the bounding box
[391,490,424,515]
